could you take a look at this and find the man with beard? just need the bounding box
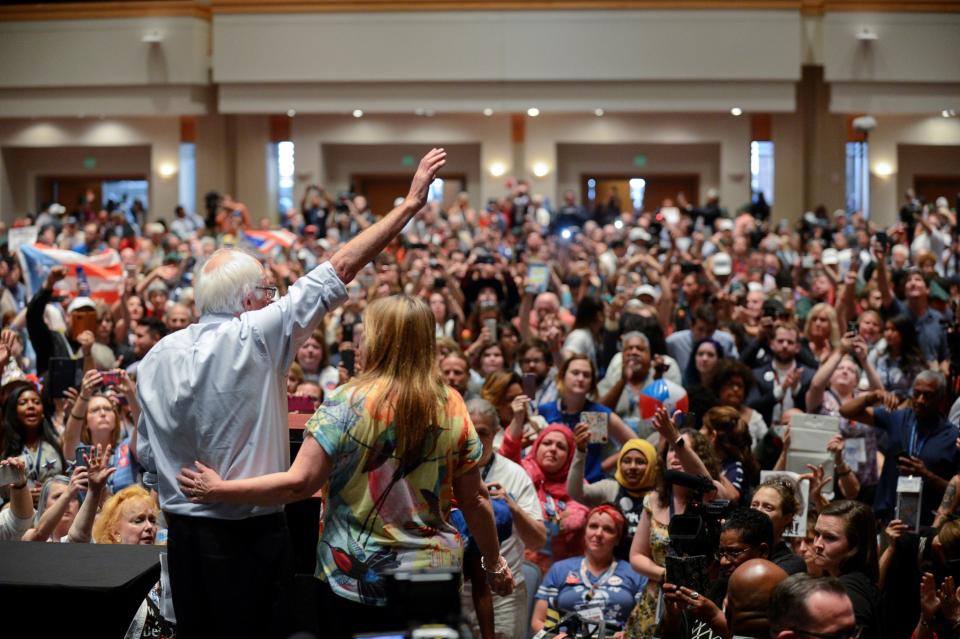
[516,339,558,406]
[748,321,816,428]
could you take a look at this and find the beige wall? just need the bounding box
[868,116,960,226]
[213,10,801,84]
[1,145,151,214]
[897,144,960,205]
[0,118,181,222]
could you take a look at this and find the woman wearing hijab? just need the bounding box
[567,428,658,560]
[502,423,589,575]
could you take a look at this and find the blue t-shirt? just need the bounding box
[872,407,958,524]
[538,400,613,483]
[536,556,646,630]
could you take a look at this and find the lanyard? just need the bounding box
[481,454,496,482]
[909,424,931,458]
[579,558,618,600]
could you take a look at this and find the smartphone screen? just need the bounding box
[522,373,537,400]
[341,349,356,376]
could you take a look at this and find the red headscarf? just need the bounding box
[521,424,577,505]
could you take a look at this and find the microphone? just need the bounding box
[663,469,715,494]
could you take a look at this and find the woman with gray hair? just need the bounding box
[462,397,546,639]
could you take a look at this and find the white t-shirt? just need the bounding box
[477,453,543,583]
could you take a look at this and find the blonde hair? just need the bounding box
[805,302,840,349]
[349,296,447,468]
[93,485,157,544]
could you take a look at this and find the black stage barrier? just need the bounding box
[0,541,161,637]
[287,412,322,575]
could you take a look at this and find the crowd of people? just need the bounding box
[1,148,960,639]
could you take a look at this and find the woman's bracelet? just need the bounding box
[70,412,86,421]
[480,555,506,575]
[836,466,852,478]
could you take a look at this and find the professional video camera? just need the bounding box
[353,568,471,639]
[662,469,733,594]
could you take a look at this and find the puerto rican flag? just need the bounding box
[243,229,297,254]
[17,244,124,304]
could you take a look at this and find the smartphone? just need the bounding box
[0,463,25,486]
[847,320,858,335]
[680,262,701,275]
[665,555,709,594]
[433,277,446,290]
[100,371,121,386]
[522,373,538,400]
[525,262,550,295]
[582,411,609,444]
[48,357,82,398]
[876,231,889,250]
[342,322,354,345]
[287,395,315,413]
[483,318,497,342]
[74,444,93,467]
[341,349,356,377]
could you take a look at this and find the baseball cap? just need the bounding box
[821,248,839,265]
[67,296,96,314]
[636,284,658,301]
[712,253,733,276]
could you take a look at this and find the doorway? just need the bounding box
[582,174,699,214]
[37,175,148,214]
[914,175,960,209]
[353,174,466,216]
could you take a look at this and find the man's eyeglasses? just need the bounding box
[790,625,862,639]
[256,286,279,302]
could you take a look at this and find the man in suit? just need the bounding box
[748,321,815,428]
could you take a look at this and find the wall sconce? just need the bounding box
[158,162,177,178]
[532,162,550,178]
[873,161,893,177]
[489,162,507,177]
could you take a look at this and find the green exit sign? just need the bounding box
[401,155,415,167]
[632,154,647,168]
[83,157,97,169]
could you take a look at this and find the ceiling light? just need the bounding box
[594,108,605,117]
[527,107,540,118]
[287,109,296,117]
[942,109,957,118]
[483,108,494,117]
[730,107,743,117]
[352,109,364,118]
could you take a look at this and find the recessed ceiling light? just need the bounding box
[942,109,957,118]
[594,108,605,117]
[730,107,743,116]
[483,108,494,116]
[352,109,364,118]
[287,109,296,117]
[527,107,540,117]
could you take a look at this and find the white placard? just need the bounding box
[8,226,38,254]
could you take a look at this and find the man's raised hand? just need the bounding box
[405,148,447,211]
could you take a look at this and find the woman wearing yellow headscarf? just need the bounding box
[567,426,659,560]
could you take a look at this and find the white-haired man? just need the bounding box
[136,149,446,638]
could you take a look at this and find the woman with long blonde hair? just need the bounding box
[177,295,514,638]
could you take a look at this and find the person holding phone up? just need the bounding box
[840,370,958,528]
[0,457,34,540]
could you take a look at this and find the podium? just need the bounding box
[0,541,161,637]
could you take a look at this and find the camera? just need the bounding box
[664,469,733,560]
